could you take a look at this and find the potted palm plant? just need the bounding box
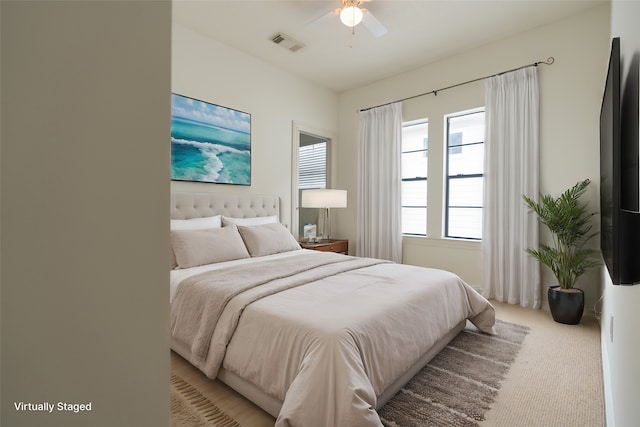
[523,179,601,324]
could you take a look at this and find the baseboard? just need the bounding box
[601,325,615,427]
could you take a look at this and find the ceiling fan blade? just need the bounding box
[362,10,387,37]
[305,7,340,29]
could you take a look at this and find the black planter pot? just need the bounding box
[547,286,584,325]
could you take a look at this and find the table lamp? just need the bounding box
[301,189,347,241]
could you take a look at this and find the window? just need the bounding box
[445,110,485,239]
[401,120,428,235]
[298,140,327,190]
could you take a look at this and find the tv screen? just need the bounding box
[600,37,640,285]
[599,37,620,283]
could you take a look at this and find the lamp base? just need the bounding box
[317,207,330,242]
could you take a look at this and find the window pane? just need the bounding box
[448,111,485,144]
[448,143,483,176]
[402,120,428,236]
[402,180,427,206]
[448,177,483,207]
[448,208,482,239]
[402,151,428,179]
[402,207,427,235]
[402,121,428,152]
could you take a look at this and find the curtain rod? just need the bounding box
[358,57,555,113]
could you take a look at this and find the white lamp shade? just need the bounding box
[340,6,363,27]
[301,189,347,208]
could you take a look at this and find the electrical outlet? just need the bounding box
[610,315,614,343]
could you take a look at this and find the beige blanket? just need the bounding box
[170,251,495,427]
[171,251,387,364]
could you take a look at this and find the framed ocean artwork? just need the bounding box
[170,93,251,185]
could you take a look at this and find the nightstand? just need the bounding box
[300,239,348,254]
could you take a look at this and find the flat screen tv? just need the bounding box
[600,37,640,285]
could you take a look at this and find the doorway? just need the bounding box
[291,122,335,239]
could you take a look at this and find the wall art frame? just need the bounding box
[170,93,251,185]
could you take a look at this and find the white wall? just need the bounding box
[601,2,640,426]
[335,6,609,310]
[171,24,339,228]
[1,2,171,426]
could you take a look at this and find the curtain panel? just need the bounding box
[356,102,403,263]
[482,67,541,308]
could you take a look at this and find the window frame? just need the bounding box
[444,109,485,240]
[401,119,429,236]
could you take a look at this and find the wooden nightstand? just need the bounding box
[300,239,348,254]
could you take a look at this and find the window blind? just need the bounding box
[298,142,327,189]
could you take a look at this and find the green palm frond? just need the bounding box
[523,179,601,289]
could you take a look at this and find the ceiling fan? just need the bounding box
[310,0,388,37]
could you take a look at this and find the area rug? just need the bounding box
[378,319,529,427]
[171,374,240,427]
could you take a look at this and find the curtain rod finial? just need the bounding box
[536,57,555,66]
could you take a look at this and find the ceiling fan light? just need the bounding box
[340,6,363,27]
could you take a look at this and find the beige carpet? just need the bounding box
[481,302,604,427]
[170,301,605,426]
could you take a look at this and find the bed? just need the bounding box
[169,192,496,427]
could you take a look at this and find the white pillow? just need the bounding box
[170,226,249,269]
[222,215,278,227]
[238,223,301,257]
[171,215,222,230]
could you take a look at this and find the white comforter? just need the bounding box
[170,250,495,427]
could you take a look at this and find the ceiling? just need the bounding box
[173,0,605,93]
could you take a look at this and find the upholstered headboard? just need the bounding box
[170,192,280,220]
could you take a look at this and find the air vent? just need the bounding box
[271,32,305,53]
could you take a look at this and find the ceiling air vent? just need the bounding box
[271,32,305,53]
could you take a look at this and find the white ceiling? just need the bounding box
[173,0,606,92]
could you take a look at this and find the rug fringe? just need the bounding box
[171,374,241,427]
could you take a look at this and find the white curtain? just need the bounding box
[482,67,541,308]
[356,102,403,262]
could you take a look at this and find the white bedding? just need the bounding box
[170,250,495,427]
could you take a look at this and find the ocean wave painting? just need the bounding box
[171,94,251,185]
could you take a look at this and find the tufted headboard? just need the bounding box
[170,192,280,220]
